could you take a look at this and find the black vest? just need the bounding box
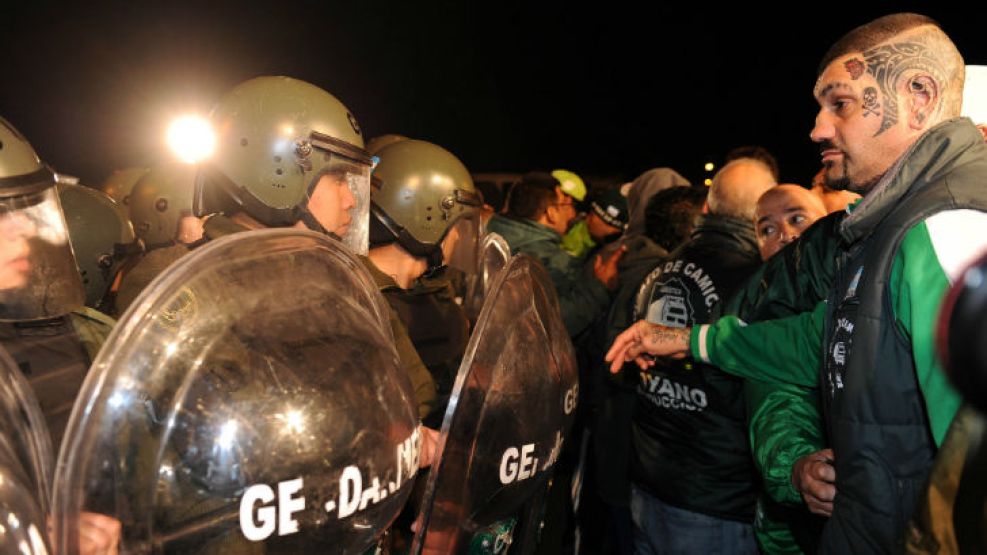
[629,215,761,521]
[820,121,987,554]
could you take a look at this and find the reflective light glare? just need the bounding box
[218,420,238,449]
[964,267,983,289]
[278,409,306,435]
[107,392,126,409]
[704,162,715,172]
[164,341,179,358]
[7,513,18,529]
[28,525,47,554]
[166,115,216,163]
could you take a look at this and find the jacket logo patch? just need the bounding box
[828,318,855,396]
[645,278,694,328]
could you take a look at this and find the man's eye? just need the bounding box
[833,99,851,112]
[790,214,807,225]
[758,225,776,238]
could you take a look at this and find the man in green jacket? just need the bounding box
[608,13,987,553]
[732,185,836,553]
[487,172,622,337]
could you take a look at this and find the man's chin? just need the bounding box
[822,159,869,194]
[824,174,855,192]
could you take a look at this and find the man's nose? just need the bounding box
[810,110,834,143]
[341,183,356,209]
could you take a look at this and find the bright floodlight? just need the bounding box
[167,115,216,163]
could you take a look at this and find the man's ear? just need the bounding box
[543,203,559,225]
[905,74,940,129]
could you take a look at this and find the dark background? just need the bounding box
[1,1,983,187]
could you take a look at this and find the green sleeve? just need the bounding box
[889,222,962,447]
[746,380,824,505]
[690,301,825,387]
[69,307,117,363]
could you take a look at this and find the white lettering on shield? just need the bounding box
[239,478,305,541]
[239,426,423,540]
[499,443,538,484]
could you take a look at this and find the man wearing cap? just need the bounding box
[552,168,588,204]
[562,187,629,260]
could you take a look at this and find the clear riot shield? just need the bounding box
[462,232,512,323]
[0,346,54,555]
[0,347,53,515]
[53,229,421,554]
[0,446,51,555]
[413,254,579,554]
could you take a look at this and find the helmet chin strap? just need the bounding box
[297,204,330,236]
[298,208,345,244]
[370,202,444,271]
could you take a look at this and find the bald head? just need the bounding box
[755,185,827,260]
[820,14,965,122]
[707,158,777,221]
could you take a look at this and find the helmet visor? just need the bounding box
[309,153,372,255]
[0,185,84,320]
[442,214,481,275]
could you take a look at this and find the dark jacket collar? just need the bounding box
[691,213,759,258]
[839,118,985,245]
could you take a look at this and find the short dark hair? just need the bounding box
[644,186,708,252]
[505,172,559,220]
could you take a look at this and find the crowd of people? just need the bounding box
[0,10,986,555]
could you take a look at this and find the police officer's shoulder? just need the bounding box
[70,306,116,330]
[70,307,116,362]
[357,255,401,291]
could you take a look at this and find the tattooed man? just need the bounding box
[608,13,987,554]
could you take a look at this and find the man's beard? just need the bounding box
[823,157,876,194]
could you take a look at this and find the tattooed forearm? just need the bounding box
[862,41,946,136]
[648,327,689,351]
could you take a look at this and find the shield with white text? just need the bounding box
[413,254,578,554]
[53,228,420,554]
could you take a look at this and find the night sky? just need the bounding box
[1,1,983,188]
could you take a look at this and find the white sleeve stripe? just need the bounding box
[925,209,987,284]
[697,324,711,362]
